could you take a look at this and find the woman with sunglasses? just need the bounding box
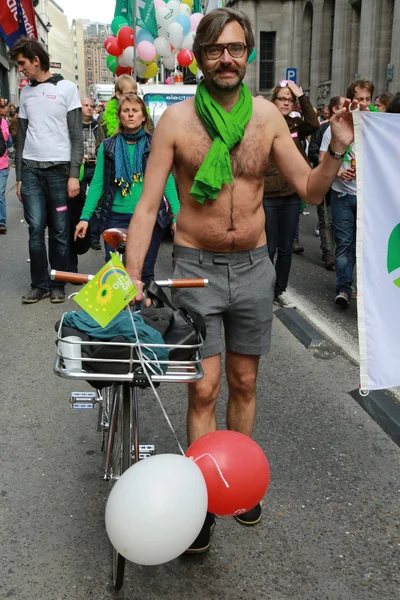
[263,80,319,308]
[75,94,179,283]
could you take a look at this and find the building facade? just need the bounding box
[71,20,114,99]
[230,0,400,107]
[48,0,74,82]
[71,19,87,96]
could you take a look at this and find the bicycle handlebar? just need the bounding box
[50,270,208,288]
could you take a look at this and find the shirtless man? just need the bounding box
[126,8,360,552]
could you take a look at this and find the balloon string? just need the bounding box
[127,306,185,456]
[193,453,230,488]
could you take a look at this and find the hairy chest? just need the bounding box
[175,115,269,181]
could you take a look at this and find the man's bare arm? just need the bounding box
[126,108,177,290]
[270,99,358,204]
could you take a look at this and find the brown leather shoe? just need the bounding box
[324,256,335,270]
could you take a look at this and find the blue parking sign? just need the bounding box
[286,68,297,83]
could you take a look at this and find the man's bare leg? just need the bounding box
[187,354,221,445]
[226,351,262,525]
[226,351,260,437]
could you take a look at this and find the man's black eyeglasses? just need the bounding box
[201,42,247,60]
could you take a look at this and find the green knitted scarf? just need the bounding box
[103,98,119,137]
[190,81,253,204]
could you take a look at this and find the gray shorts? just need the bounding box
[171,245,276,358]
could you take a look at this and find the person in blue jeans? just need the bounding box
[75,94,179,281]
[0,105,9,234]
[319,79,375,305]
[10,37,83,304]
[263,80,319,308]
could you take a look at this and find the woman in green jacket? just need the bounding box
[75,94,179,283]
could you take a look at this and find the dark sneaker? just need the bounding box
[22,288,50,304]
[292,240,304,254]
[324,256,335,270]
[235,503,262,526]
[50,289,66,304]
[90,241,101,251]
[335,292,350,306]
[184,512,215,555]
[0,223,7,234]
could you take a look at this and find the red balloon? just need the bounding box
[117,25,134,50]
[177,49,194,68]
[104,36,121,57]
[116,65,132,76]
[186,431,270,516]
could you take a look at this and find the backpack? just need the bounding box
[0,119,7,157]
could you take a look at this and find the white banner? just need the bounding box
[354,110,400,390]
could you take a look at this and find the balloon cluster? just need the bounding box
[153,0,202,75]
[103,1,203,80]
[105,431,270,565]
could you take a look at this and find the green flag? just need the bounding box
[74,254,137,328]
[136,0,158,37]
[114,0,158,37]
[114,0,133,23]
[193,0,203,14]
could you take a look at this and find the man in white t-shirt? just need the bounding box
[320,79,375,307]
[10,37,83,304]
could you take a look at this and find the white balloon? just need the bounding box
[166,0,181,20]
[163,54,176,70]
[167,22,184,49]
[105,454,208,566]
[157,25,169,40]
[118,46,134,68]
[154,36,172,58]
[181,31,195,51]
[134,59,147,77]
[179,4,192,18]
[156,5,175,30]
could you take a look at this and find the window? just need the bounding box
[302,2,313,89]
[321,0,335,81]
[259,32,276,91]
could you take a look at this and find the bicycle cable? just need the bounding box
[127,305,185,456]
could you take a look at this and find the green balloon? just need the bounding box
[248,48,257,65]
[111,16,128,36]
[107,54,118,74]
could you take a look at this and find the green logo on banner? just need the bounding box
[387,223,400,288]
[74,254,137,327]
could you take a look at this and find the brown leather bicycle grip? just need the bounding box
[51,270,91,284]
[171,279,207,288]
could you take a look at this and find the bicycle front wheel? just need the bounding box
[111,382,137,590]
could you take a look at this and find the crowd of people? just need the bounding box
[2,7,398,555]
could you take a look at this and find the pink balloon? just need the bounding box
[190,13,203,32]
[154,0,164,7]
[137,41,157,63]
[165,76,172,84]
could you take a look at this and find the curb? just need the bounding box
[275,307,400,447]
[274,307,326,349]
[349,388,400,447]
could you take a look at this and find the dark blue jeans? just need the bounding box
[330,189,357,296]
[263,194,301,295]
[104,211,165,284]
[21,165,70,291]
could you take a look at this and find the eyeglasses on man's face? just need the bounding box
[201,42,247,60]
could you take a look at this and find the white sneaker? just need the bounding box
[273,292,296,308]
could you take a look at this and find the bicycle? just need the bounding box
[52,228,207,590]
